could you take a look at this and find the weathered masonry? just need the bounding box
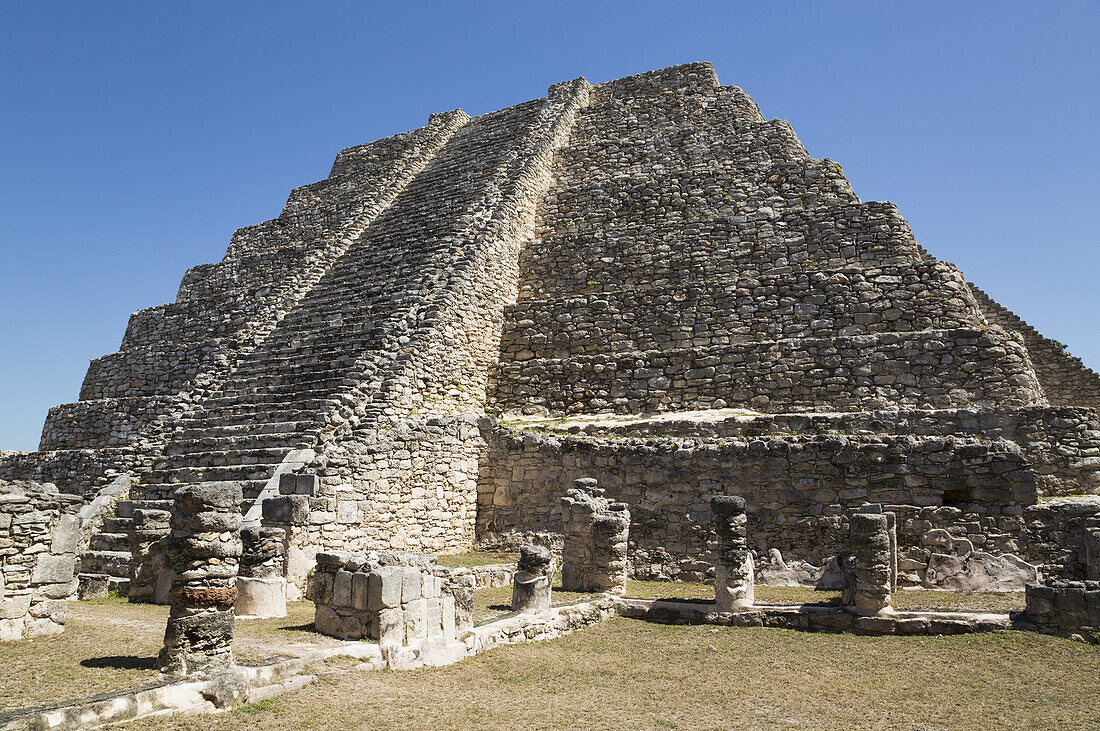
[2,62,1098,606]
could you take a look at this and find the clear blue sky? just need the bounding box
[1,2,1098,450]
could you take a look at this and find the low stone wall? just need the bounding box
[573,405,1100,497]
[490,328,1045,416]
[0,480,82,640]
[1025,580,1100,642]
[312,551,457,644]
[477,427,1039,581]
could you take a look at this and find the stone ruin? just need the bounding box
[312,550,465,648]
[0,480,81,640]
[560,478,630,594]
[511,544,554,614]
[711,495,754,610]
[158,482,242,675]
[236,526,287,619]
[841,506,897,616]
[0,61,1096,635]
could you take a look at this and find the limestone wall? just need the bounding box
[0,480,82,640]
[574,405,1100,497]
[491,328,1045,416]
[476,426,1038,581]
[502,261,980,360]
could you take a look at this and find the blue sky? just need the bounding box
[1,2,1098,450]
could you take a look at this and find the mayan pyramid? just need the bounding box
[4,62,1098,598]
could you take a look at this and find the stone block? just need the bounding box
[333,570,353,608]
[426,598,443,638]
[1084,590,1100,625]
[368,567,403,610]
[236,577,287,619]
[50,514,81,555]
[262,495,310,525]
[401,567,422,603]
[352,572,370,611]
[314,605,342,637]
[32,554,75,586]
[378,607,404,645]
[441,594,457,640]
[404,598,428,641]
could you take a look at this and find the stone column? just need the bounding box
[235,527,287,619]
[511,545,553,614]
[711,495,754,610]
[560,478,631,593]
[129,508,172,604]
[158,482,242,675]
[842,507,896,616]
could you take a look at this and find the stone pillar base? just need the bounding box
[235,577,287,619]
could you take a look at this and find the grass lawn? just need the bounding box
[625,581,1026,614]
[132,617,1100,730]
[0,600,335,712]
[436,550,518,568]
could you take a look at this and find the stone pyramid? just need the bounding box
[3,62,1098,598]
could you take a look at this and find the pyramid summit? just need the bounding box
[3,62,1099,608]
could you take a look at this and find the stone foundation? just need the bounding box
[312,550,457,645]
[511,545,553,614]
[711,495,754,610]
[841,508,896,615]
[236,527,286,619]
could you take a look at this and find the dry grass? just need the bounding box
[625,581,1026,614]
[0,599,165,711]
[133,617,1100,730]
[473,582,598,621]
[436,550,518,568]
[0,600,336,711]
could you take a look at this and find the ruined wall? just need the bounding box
[476,427,1038,580]
[566,405,1100,497]
[0,480,82,640]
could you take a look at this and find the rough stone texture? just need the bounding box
[560,478,630,594]
[477,425,1041,581]
[1087,529,1100,581]
[711,495,754,609]
[0,480,82,641]
[312,550,458,644]
[158,482,242,675]
[4,62,1099,603]
[1025,580,1100,643]
[841,508,895,615]
[511,544,554,614]
[235,527,287,618]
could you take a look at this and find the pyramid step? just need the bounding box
[490,329,1044,417]
[165,430,317,455]
[79,550,131,577]
[89,532,130,553]
[100,516,132,534]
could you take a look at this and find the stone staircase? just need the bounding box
[115,81,591,599]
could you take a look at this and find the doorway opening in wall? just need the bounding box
[941,485,970,507]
